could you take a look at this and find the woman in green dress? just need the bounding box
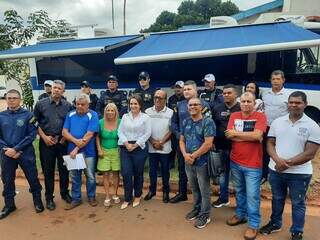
[96,103,121,207]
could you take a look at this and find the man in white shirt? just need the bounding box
[260,91,320,240]
[261,70,290,182]
[144,90,173,203]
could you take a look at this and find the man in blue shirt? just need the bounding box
[62,93,99,210]
[170,80,212,203]
[0,89,44,219]
[180,97,215,229]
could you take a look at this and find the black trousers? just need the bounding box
[1,148,42,207]
[39,138,69,201]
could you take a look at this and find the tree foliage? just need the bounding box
[0,10,75,109]
[141,0,239,32]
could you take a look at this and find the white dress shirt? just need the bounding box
[118,111,151,149]
[146,106,173,154]
[262,87,290,125]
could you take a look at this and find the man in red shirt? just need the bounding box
[225,92,267,240]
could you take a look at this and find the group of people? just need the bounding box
[0,70,319,240]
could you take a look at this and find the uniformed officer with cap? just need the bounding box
[96,75,128,118]
[168,81,185,169]
[168,81,185,110]
[132,71,156,110]
[0,89,44,219]
[38,80,53,101]
[73,81,99,111]
[198,73,223,108]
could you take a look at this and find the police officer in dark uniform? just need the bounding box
[38,80,53,101]
[132,71,156,110]
[198,73,223,109]
[168,81,185,169]
[96,75,128,118]
[170,80,212,204]
[0,89,44,219]
[73,81,99,111]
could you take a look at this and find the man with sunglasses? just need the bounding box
[96,75,128,118]
[132,71,156,110]
[180,97,215,229]
[170,80,212,204]
[0,89,44,219]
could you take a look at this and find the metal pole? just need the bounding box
[123,0,126,35]
[112,0,115,29]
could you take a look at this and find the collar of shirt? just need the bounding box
[267,87,286,95]
[152,106,167,113]
[128,111,143,120]
[50,97,62,105]
[285,113,308,124]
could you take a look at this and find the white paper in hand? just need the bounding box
[63,153,87,170]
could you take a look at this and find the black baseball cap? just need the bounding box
[80,81,91,88]
[107,75,118,82]
[138,71,150,80]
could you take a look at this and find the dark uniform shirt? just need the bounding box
[168,94,185,111]
[171,99,212,140]
[212,102,240,150]
[198,88,224,109]
[33,97,73,136]
[38,92,50,101]
[96,89,127,118]
[132,87,156,110]
[73,93,99,111]
[0,108,37,152]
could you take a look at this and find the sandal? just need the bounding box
[104,198,111,207]
[120,201,129,210]
[112,195,120,204]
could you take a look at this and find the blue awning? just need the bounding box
[0,35,143,60]
[115,22,320,65]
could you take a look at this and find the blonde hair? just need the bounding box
[104,103,119,122]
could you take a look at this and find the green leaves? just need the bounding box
[142,0,239,33]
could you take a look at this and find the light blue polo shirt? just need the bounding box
[63,110,99,158]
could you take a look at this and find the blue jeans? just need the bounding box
[231,161,262,229]
[218,149,231,202]
[70,157,96,202]
[120,146,147,202]
[185,163,211,216]
[269,169,312,234]
[148,153,170,194]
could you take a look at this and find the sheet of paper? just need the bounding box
[63,153,87,170]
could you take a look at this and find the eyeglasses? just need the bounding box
[188,103,201,107]
[154,96,165,100]
[139,77,147,81]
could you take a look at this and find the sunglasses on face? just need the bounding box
[139,77,147,81]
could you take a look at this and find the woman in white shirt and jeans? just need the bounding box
[118,95,151,209]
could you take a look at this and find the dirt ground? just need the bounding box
[0,179,319,240]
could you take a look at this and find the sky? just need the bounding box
[0,0,274,35]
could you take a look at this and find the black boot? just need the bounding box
[0,205,17,220]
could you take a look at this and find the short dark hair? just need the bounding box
[270,70,285,79]
[289,91,307,104]
[223,84,237,90]
[129,94,144,111]
[244,81,260,99]
[6,89,21,98]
